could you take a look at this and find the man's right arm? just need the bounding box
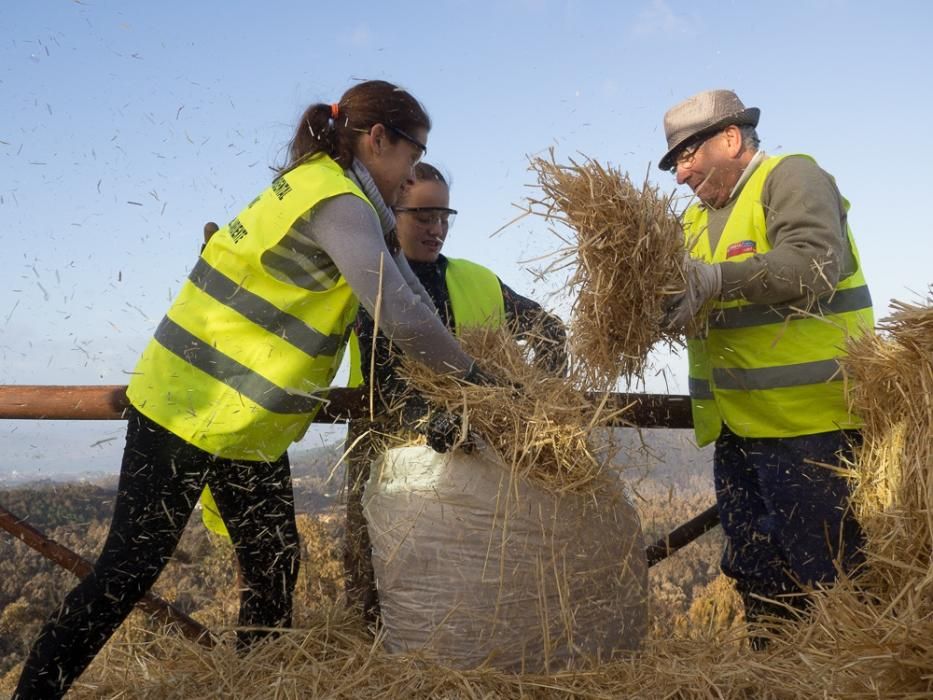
[719,155,857,306]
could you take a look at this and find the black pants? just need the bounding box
[715,426,864,625]
[14,407,300,700]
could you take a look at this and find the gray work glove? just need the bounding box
[663,257,722,331]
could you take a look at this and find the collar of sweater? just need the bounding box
[347,160,397,237]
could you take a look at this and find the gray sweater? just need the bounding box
[286,192,474,376]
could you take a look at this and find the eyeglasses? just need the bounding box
[386,125,427,163]
[352,125,427,164]
[668,130,720,174]
[393,206,457,229]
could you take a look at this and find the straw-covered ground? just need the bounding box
[17,292,924,699]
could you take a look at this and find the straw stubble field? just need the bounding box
[0,483,733,699]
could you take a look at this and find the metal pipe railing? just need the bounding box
[1,385,712,569]
[0,385,694,428]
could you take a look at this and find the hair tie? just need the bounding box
[330,103,340,120]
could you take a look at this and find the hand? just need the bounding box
[421,411,469,454]
[663,257,722,331]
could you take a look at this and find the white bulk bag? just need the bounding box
[363,445,648,672]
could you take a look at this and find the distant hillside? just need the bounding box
[0,424,711,519]
[0,441,349,520]
[0,483,117,532]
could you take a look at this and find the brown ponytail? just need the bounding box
[277,80,430,175]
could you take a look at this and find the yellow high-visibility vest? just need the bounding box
[444,258,507,330]
[348,257,506,388]
[128,155,368,461]
[683,154,874,446]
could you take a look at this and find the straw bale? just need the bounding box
[844,293,933,605]
[741,290,933,698]
[525,151,687,387]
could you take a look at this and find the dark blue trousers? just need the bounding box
[714,426,864,622]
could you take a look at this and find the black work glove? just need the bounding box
[397,395,474,453]
[462,363,498,387]
[421,411,465,454]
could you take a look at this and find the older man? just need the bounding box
[660,89,874,636]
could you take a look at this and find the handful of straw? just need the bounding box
[398,326,625,494]
[527,151,687,387]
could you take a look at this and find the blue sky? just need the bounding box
[2,0,931,478]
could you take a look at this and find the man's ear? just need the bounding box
[724,125,744,158]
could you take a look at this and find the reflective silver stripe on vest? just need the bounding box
[709,285,872,330]
[689,377,714,400]
[261,226,341,292]
[713,358,842,391]
[189,258,343,357]
[153,317,329,414]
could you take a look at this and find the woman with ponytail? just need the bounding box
[15,80,484,700]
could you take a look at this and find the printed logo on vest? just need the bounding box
[271,177,292,201]
[229,217,248,244]
[726,240,756,258]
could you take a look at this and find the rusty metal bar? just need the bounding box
[596,391,693,430]
[0,385,693,429]
[0,385,130,420]
[2,385,716,569]
[0,385,368,423]
[0,503,216,646]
